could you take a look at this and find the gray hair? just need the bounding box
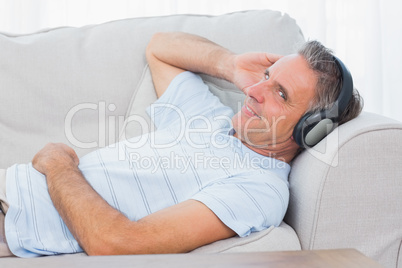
[298,40,363,125]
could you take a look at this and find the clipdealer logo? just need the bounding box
[64,101,340,166]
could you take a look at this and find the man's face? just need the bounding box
[232,54,317,150]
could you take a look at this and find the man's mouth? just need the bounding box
[242,104,261,119]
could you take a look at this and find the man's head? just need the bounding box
[232,40,363,161]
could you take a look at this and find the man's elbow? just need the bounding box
[85,245,112,256]
[81,225,141,256]
[81,235,114,256]
[84,236,138,256]
[86,247,119,256]
[146,32,164,62]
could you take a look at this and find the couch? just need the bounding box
[0,10,401,268]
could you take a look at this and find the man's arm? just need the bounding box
[32,143,235,255]
[146,32,283,97]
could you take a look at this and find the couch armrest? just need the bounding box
[284,112,402,268]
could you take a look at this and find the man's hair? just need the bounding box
[298,40,363,125]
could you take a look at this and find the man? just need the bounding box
[0,32,362,257]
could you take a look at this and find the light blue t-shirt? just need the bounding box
[5,72,290,257]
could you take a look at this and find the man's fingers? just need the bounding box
[57,143,80,165]
[32,143,79,175]
[265,53,283,65]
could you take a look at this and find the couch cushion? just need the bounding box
[0,10,304,168]
[119,65,157,141]
[191,221,301,253]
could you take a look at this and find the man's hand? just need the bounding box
[231,52,283,93]
[147,32,283,97]
[32,143,79,176]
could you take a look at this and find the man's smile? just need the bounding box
[242,98,262,119]
[241,104,262,119]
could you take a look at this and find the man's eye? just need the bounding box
[279,90,286,100]
[264,73,269,80]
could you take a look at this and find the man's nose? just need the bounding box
[245,80,270,103]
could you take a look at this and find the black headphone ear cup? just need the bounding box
[293,111,336,148]
[304,118,334,146]
[292,113,311,148]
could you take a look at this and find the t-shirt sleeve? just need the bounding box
[191,173,289,237]
[146,71,233,130]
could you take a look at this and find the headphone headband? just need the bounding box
[330,56,354,118]
[292,55,354,148]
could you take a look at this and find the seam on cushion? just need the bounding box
[118,64,152,139]
[309,127,402,250]
[123,64,150,121]
[308,162,331,249]
[397,239,402,268]
[217,226,275,253]
[0,26,76,37]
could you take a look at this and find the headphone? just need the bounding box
[292,56,354,148]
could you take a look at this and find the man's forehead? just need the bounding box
[267,53,316,101]
[268,53,311,76]
[271,53,299,68]
[266,54,301,80]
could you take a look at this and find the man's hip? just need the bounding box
[0,169,8,214]
[0,169,14,257]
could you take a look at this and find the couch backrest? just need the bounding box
[0,10,304,167]
[285,112,402,267]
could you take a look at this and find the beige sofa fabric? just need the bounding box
[192,222,301,253]
[120,65,157,141]
[285,112,402,268]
